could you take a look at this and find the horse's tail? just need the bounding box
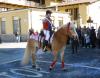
[21,45,31,65]
[22,39,35,65]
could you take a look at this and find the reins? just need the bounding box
[66,22,70,33]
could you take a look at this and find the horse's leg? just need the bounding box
[31,41,40,70]
[31,48,36,68]
[49,51,58,70]
[71,40,75,54]
[60,51,65,70]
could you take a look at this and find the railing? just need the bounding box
[0,0,35,7]
[0,0,44,7]
[0,0,7,2]
[25,1,37,7]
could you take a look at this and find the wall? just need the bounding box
[0,9,29,42]
[79,4,87,27]
[31,10,70,33]
[87,1,100,29]
[0,8,70,42]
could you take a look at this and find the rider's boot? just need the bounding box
[43,40,48,52]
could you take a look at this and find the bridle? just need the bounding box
[66,22,71,34]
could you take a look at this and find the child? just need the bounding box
[84,34,90,48]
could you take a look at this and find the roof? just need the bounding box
[49,0,97,7]
[0,2,34,8]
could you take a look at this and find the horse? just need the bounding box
[21,30,39,70]
[22,22,78,71]
[48,22,78,71]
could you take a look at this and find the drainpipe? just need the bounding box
[55,5,58,12]
[40,0,42,6]
[30,9,32,29]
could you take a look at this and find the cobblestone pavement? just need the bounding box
[0,42,27,48]
[0,43,100,78]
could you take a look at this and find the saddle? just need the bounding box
[39,30,54,52]
[42,34,53,52]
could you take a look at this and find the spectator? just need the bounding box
[14,31,20,42]
[76,26,82,45]
[90,26,96,48]
[81,26,88,47]
[84,34,90,48]
[97,26,100,48]
[71,36,79,54]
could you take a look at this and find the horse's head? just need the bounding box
[65,22,78,38]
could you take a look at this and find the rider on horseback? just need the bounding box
[42,10,55,51]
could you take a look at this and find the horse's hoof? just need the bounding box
[49,68,52,71]
[36,67,41,71]
[32,65,36,69]
[32,65,40,71]
[49,66,53,71]
[62,68,67,71]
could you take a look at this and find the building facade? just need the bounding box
[87,0,100,29]
[45,0,100,29]
[0,9,70,42]
[0,0,43,12]
[0,9,29,42]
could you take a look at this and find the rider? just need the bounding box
[42,10,55,51]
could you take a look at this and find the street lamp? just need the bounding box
[87,16,93,28]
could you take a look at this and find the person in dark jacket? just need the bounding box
[97,26,100,48]
[90,26,96,48]
[76,26,82,46]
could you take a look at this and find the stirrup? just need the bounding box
[43,46,47,52]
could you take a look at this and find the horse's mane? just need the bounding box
[57,24,67,30]
[53,22,77,40]
[54,23,69,34]
[53,25,68,43]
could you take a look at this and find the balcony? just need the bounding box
[0,0,35,7]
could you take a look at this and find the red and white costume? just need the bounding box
[42,17,53,41]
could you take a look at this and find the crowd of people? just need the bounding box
[75,26,100,49]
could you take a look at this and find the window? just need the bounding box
[59,20,63,26]
[13,17,21,34]
[41,0,45,5]
[65,9,68,12]
[1,18,6,34]
[74,8,79,20]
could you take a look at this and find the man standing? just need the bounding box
[90,26,96,48]
[97,26,100,48]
